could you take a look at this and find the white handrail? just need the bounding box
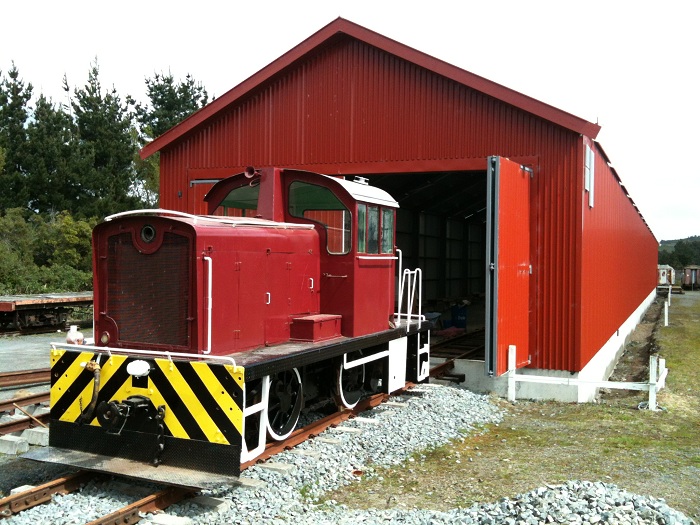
[104,208,314,229]
[396,248,404,316]
[203,256,213,354]
[395,264,424,326]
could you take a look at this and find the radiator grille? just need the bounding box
[107,232,190,347]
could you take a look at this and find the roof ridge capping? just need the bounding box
[140,16,601,159]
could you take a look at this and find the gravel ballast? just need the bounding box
[2,383,695,524]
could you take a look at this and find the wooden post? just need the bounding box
[664,301,669,327]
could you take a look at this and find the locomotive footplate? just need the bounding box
[23,446,240,490]
[236,321,428,380]
[22,418,242,489]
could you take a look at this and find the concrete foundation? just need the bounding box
[434,288,657,402]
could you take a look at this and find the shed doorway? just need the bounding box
[366,170,488,362]
[367,157,531,377]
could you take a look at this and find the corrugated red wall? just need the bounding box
[578,141,658,369]
[156,34,657,373]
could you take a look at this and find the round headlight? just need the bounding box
[141,224,156,243]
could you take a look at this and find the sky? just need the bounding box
[2,0,698,241]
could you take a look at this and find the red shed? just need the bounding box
[141,18,658,401]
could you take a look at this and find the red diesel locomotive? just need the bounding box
[28,168,430,488]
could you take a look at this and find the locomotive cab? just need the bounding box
[206,167,399,339]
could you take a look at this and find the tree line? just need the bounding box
[0,61,209,294]
[658,238,700,270]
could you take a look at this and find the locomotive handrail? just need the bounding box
[342,349,390,369]
[104,209,202,222]
[104,209,315,229]
[395,266,424,326]
[50,343,238,368]
[356,256,399,260]
[203,256,213,355]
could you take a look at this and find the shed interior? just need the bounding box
[367,171,488,360]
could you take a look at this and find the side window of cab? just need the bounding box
[357,203,394,254]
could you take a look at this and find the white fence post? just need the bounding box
[507,345,516,402]
[664,301,669,327]
[648,355,658,411]
[668,285,672,305]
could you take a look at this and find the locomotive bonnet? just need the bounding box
[26,167,430,489]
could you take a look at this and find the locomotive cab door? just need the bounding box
[485,156,531,377]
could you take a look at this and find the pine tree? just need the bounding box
[133,72,209,206]
[136,72,209,141]
[24,95,81,214]
[0,63,33,211]
[68,61,141,217]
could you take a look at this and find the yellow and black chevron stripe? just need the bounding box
[49,347,245,445]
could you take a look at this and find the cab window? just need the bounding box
[357,204,395,255]
[289,181,351,254]
[214,182,259,217]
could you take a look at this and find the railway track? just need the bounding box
[0,387,413,522]
[0,369,51,388]
[0,369,51,435]
[0,353,475,523]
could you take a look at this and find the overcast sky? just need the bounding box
[2,0,698,241]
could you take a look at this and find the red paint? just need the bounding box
[491,158,531,376]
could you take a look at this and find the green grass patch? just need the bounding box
[325,293,700,519]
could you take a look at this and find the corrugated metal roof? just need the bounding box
[141,18,600,159]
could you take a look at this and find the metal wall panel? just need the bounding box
[578,142,658,369]
[158,35,656,373]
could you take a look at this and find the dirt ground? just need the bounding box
[603,295,662,392]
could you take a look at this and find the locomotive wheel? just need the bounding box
[266,368,303,441]
[336,351,366,409]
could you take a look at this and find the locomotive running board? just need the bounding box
[23,447,240,490]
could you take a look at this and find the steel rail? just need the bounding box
[0,369,51,388]
[0,471,95,517]
[0,412,50,435]
[85,487,193,525]
[0,391,50,414]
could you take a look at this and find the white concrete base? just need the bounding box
[235,477,268,490]
[149,514,193,525]
[0,435,29,455]
[436,288,657,403]
[190,495,230,512]
[22,427,49,446]
[259,461,295,474]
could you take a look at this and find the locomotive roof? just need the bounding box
[326,175,399,208]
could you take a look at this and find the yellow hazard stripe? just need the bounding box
[154,359,225,443]
[191,362,243,435]
[50,350,96,422]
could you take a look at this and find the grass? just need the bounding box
[325,292,700,519]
